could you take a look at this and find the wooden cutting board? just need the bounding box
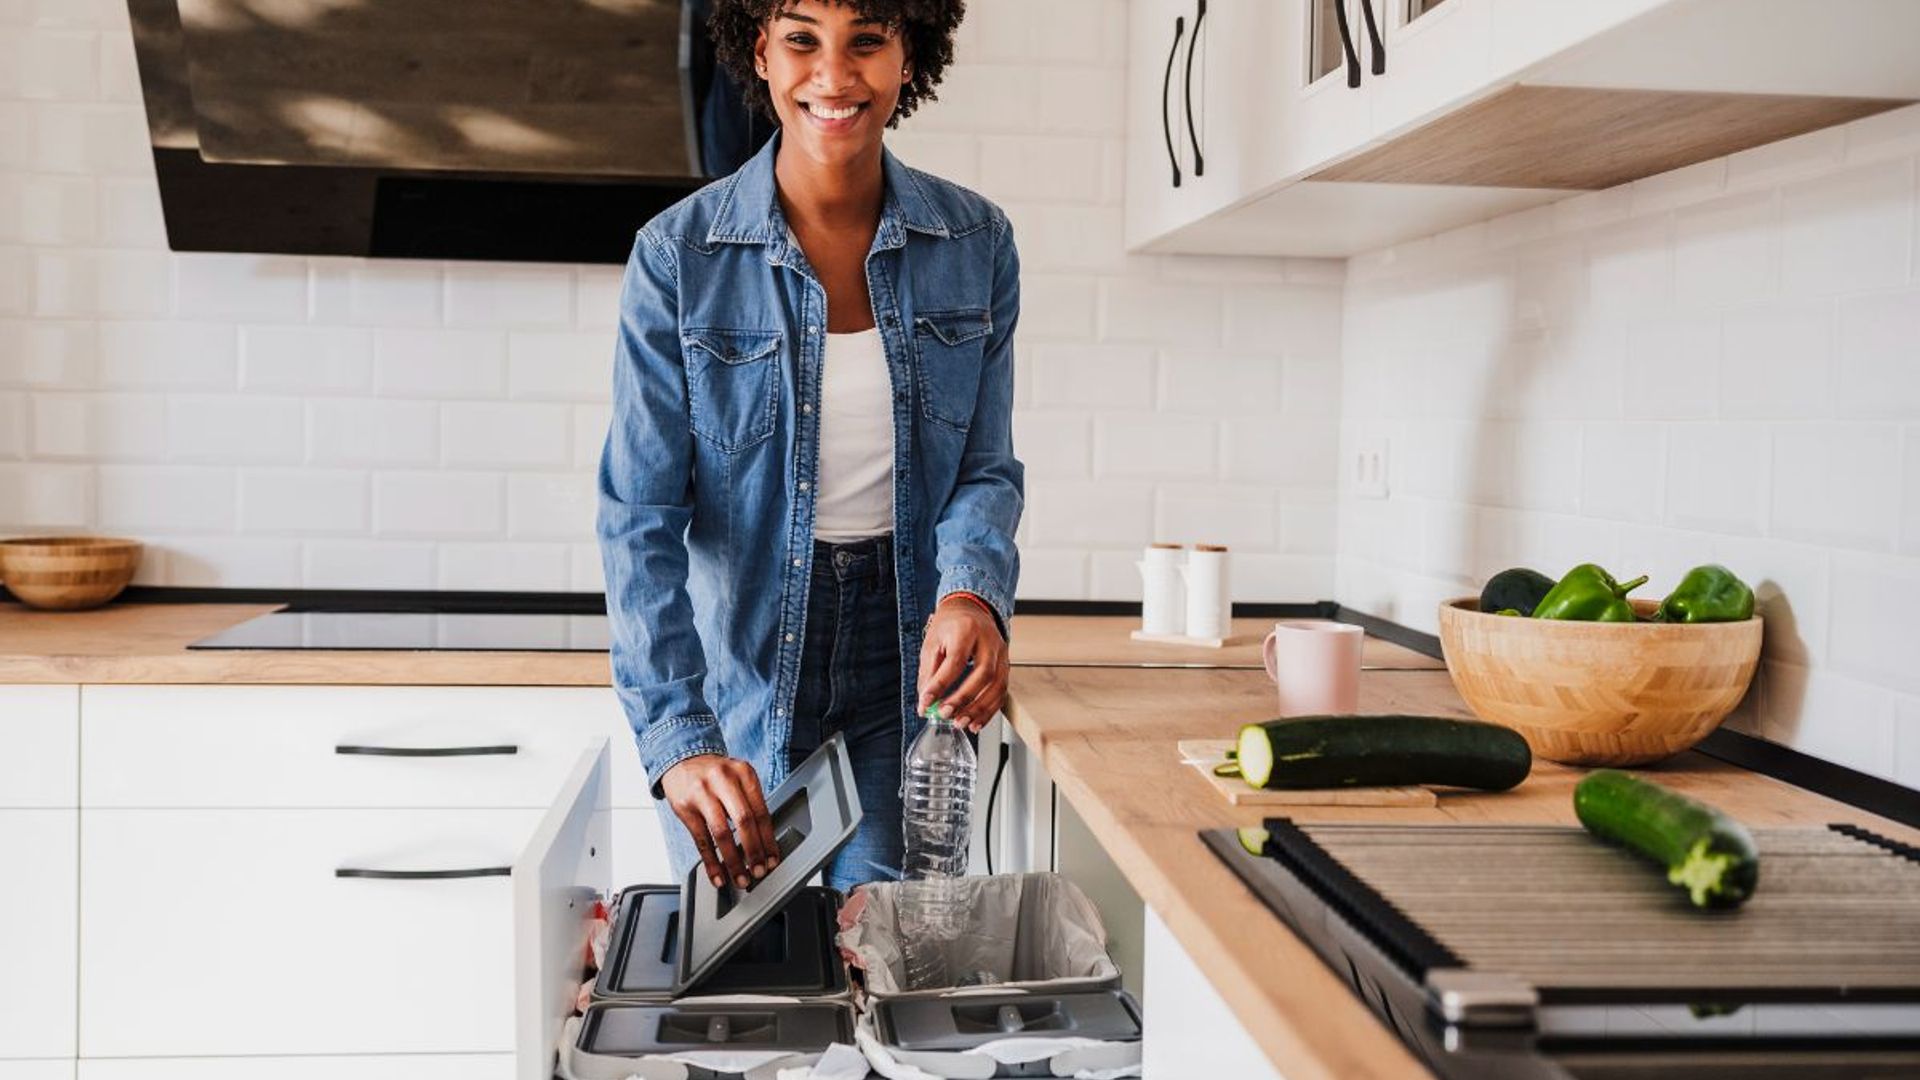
[1177,739,1439,808]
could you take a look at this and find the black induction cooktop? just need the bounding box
[187,610,611,651]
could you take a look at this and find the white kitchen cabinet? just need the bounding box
[1142,905,1283,1080]
[1,685,78,807]
[0,685,78,1066]
[0,813,77,1062]
[76,1058,510,1080]
[1131,0,1920,256]
[80,807,544,1057]
[81,685,652,809]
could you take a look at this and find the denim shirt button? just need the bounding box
[802,402,813,414]
[806,324,819,336]
[798,480,809,490]
[785,632,795,642]
[792,557,802,567]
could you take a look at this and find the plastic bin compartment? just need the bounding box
[593,884,850,1001]
[562,1000,857,1080]
[840,872,1142,1078]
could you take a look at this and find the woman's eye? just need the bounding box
[784,33,816,47]
[854,34,886,48]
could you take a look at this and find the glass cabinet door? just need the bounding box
[1308,0,1348,84]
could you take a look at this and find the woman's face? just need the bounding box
[755,1,908,165]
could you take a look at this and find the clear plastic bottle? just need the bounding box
[899,702,977,990]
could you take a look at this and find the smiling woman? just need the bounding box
[596,0,1024,898]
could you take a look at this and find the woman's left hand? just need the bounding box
[916,597,1008,734]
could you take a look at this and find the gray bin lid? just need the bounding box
[579,1001,856,1056]
[676,732,862,992]
[875,989,1142,1052]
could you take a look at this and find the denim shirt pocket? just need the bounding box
[684,328,782,452]
[912,308,990,434]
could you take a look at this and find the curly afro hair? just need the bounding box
[708,0,966,128]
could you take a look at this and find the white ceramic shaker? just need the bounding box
[1135,542,1186,636]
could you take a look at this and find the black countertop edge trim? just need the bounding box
[1696,729,1920,832]
[1329,604,1443,659]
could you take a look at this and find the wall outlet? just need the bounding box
[1353,438,1389,500]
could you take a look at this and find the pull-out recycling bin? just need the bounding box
[559,734,864,1079]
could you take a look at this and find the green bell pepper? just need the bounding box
[1532,564,1648,623]
[1656,564,1754,623]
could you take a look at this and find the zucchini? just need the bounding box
[1233,715,1531,792]
[1574,769,1758,910]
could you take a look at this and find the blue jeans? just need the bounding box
[657,533,905,894]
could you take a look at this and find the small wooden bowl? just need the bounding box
[1437,597,1762,767]
[0,536,143,611]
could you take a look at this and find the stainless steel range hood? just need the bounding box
[126,0,773,262]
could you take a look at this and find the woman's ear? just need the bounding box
[753,27,769,78]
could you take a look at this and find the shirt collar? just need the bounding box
[705,129,953,254]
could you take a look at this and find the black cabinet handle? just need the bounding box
[336,866,511,880]
[1183,0,1207,178]
[1161,14,1185,187]
[1360,0,1386,75]
[1333,0,1361,88]
[335,744,519,757]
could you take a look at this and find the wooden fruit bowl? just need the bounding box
[0,536,143,611]
[1437,597,1762,767]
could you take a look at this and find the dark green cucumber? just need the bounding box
[1233,715,1531,792]
[1574,769,1758,910]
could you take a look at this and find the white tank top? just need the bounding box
[812,327,895,542]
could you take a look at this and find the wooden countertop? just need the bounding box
[0,603,1439,683]
[1001,664,1920,1080]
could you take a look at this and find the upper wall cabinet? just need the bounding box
[1126,0,1920,256]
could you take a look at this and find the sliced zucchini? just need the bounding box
[1233,715,1531,792]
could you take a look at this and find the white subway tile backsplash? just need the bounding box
[0,174,95,245]
[373,471,502,537]
[1221,417,1337,487]
[1580,422,1666,524]
[507,472,598,541]
[437,542,570,591]
[1711,534,1831,664]
[979,135,1103,203]
[1829,552,1920,695]
[1779,157,1915,296]
[96,465,234,531]
[303,540,436,589]
[1156,351,1282,415]
[1751,661,1897,780]
[574,266,623,331]
[1842,102,1920,164]
[238,469,368,535]
[572,403,611,468]
[921,65,1039,134]
[1719,299,1832,420]
[1899,696,1920,789]
[1624,311,1719,420]
[1235,553,1337,602]
[1014,275,1098,341]
[444,264,574,328]
[1628,158,1727,216]
[29,103,150,176]
[1835,288,1920,419]
[1155,484,1279,550]
[373,328,507,398]
[1101,277,1222,345]
[884,133,980,192]
[1586,217,1672,322]
[1011,548,1088,599]
[173,253,309,322]
[1023,478,1152,547]
[1725,126,1845,191]
[0,390,22,457]
[1506,422,1583,515]
[441,402,570,467]
[1665,423,1769,535]
[1094,414,1214,478]
[1035,63,1125,136]
[508,331,614,401]
[308,398,438,466]
[1771,424,1900,550]
[1027,343,1153,410]
[1280,497,1339,556]
[157,536,302,587]
[240,325,373,393]
[1223,285,1343,359]
[1001,203,1130,273]
[1672,190,1777,309]
[0,244,31,314]
[1906,428,1920,556]
[0,28,97,99]
[569,541,605,591]
[31,391,162,459]
[95,177,165,247]
[96,321,236,389]
[1010,411,1091,479]
[168,395,303,463]
[0,461,90,525]
[0,318,93,386]
[347,262,443,326]
[33,248,168,316]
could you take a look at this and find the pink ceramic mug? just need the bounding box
[1261,621,1364,717]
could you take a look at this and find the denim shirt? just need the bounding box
[596,133,1024,795]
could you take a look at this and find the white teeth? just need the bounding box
[810,103,860,120]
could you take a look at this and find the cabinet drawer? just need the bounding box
[0,811,77,1059]
[82,686,651,808]
[1,685,78,807]
[76,1057,510,1080]
[80,808,543,1057]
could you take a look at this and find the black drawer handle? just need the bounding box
[1161,14,1186,187]
[335,744,519,757]
[1360,0,1385,75]
[1333,0,1361,88]
[336,866,511,880]
[1183,0,1207,178]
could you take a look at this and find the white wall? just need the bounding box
[0,0,1344,602]
[1336,105,1920,785]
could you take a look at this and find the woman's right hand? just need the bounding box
[658,754,779,889]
